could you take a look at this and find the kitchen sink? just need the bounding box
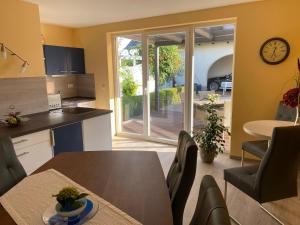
[62,107,97,114]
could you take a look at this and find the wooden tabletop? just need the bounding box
[243,120,294,139]
[0,151,173,225]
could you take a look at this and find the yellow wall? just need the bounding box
[0,0,44,77]
[74,0,300,157]
[41,24,81,48]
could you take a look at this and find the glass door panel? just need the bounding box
[192,24,235,152]
[147,32,186,140]
[116,34,143,134]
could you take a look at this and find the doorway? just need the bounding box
[114,23,235,148]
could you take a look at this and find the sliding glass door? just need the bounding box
[115,28,190,143]
[116,34,143,135]
[115,23,235,146]
[147,31,187,140]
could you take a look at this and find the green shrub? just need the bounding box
[150,87,183,109]
[122,95,143,121]
[122,87,184,121]
[120,69,138,96]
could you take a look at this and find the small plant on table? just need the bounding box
[53,186,88,217]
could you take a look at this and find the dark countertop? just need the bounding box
[62,97,96,101]
[0,108,112,138]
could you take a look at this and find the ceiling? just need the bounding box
[122,24,235,49]
[25,0,260,28]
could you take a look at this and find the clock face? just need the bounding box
[260,38,290,65]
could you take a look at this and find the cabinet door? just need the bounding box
[69,48,85,74]
[43,45,68,75]
[53,122,83,155]
[82,114,112,151]
[16,141,53,175]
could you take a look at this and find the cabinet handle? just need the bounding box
[13,139,28,145]
[17,151,29,158]
[59,70,68,73]
[50,130,55,147]
[70,71,78,72]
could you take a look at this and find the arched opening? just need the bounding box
[208,54,233,79]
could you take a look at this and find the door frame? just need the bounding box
[112,19,236,145]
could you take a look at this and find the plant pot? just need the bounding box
[55,198,87,218]
[199,148,216,163]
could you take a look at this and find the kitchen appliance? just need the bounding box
[48,94,62,110]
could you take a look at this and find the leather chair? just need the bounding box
[241,101,297,166]
[224,126,300,223]
[190,175,231,225]
[0,136,26,196]
[167,130,198,225]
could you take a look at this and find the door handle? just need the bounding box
[17,151,29,158]
[50,129,55,147]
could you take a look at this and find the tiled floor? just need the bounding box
[113,136,300,225]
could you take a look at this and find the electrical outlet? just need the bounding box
[68,83,74,88]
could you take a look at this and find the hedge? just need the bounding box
[122,87,183,121]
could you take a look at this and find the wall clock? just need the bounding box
[260,37,290,65]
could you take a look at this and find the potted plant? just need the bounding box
[4,112,24,127]
[193,94,230,163]
[53,186,88,218]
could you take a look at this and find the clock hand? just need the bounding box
[271,47,277,57]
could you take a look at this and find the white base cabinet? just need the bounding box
[12,130,53,175]
[82,114,112,151]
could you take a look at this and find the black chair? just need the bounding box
[241,101,297,166]
[225,126,300,223]
[190,175,231,225]
[167,130,198,225]
[0,136,26,196]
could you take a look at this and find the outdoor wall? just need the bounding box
[41,24,81,48]
[74,0,300,158]
[0,0,44,77]
[194,41,234,89]
[208,55,233,79]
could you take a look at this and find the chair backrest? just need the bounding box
[0,136,26,196]
[275,101,297,121]
[190,175,231,225]
[254,126,300,203]
[167,130,198,225]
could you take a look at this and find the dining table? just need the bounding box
[243,120,295,139]
[0,151,173,225]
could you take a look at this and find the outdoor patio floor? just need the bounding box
[122,102,231,151]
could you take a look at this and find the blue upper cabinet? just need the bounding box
[69,47,85,74]
[43,45,86,75]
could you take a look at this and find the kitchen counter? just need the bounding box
[0,108,112,138]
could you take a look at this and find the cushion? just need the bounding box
[224,165,259,201]
[242,140,268,158]
[0,137,26,196]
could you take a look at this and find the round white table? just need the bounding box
[243,120,295,139]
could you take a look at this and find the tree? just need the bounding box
[120,69,138,96]
[149,45,182,86]
[123,43,183,86]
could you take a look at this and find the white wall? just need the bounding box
[208,55,233,78]
[122,40,234,92]
[194,41,234,89]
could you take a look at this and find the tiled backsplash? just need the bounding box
[46,74,95,99]
[0,77,49,118]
